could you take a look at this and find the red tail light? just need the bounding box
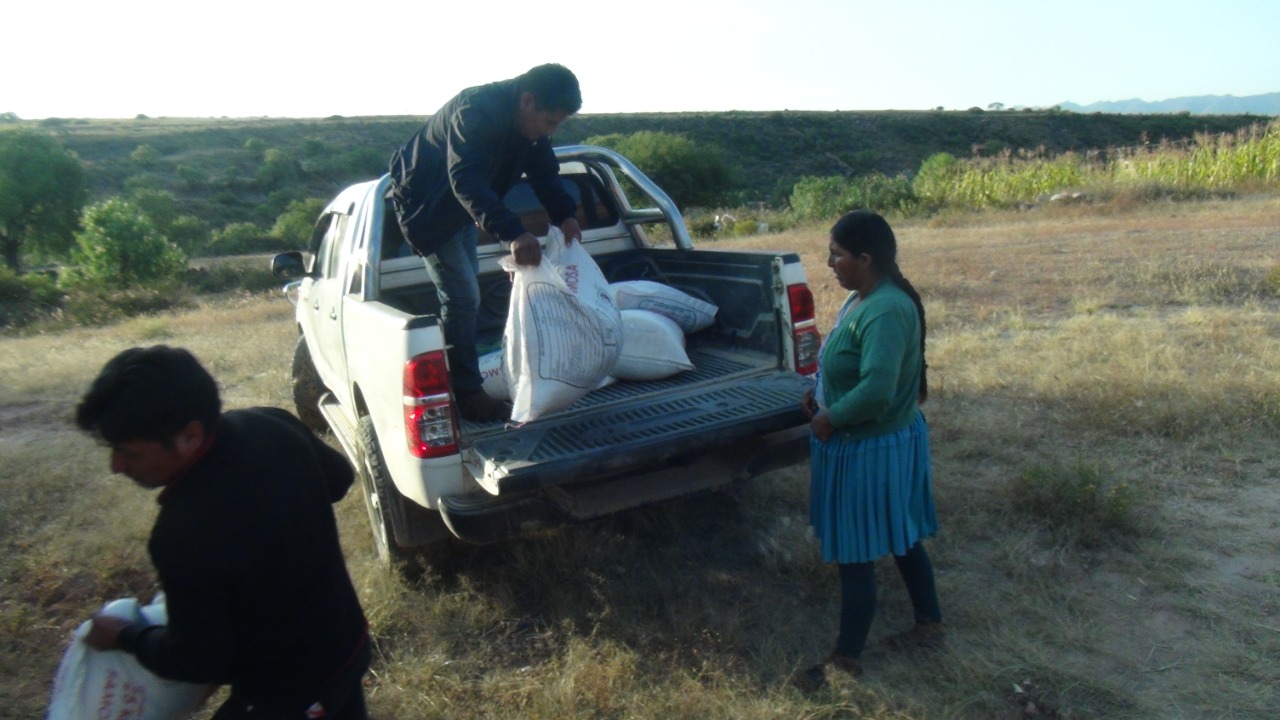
[788,283,821,376]
[403,351,458,458]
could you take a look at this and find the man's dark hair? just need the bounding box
[516,64,582,114]
[76,345,222,444]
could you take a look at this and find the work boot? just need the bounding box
[456,390,511,423]
[880,621,947,651]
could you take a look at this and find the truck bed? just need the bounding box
[461,345,809,494]
[378,245,810,497]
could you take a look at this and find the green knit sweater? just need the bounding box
[819,279,922,439]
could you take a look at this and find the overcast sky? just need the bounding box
[5,0,1277,119]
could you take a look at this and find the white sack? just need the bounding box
[609,280,717,333]
[479,339,608,402]
[478,350,509,400]
[48,596,211,720]
[501,227,622,422]
[614,310,695,381]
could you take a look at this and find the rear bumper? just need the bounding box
[439,423,811,544]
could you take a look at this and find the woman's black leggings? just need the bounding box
[835,541,942,658]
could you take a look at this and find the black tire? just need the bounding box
[291,336,328,432]
[356,416,456,577]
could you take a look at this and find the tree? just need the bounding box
[0,129,88,271]
[911,152,961,205]
[127,189,179,230]
[126,189,209,253]
[255,147,302,191]
[67,198,187,287]
[272,198,327,248]
[584,131,731,209]
[166,215,211,254]
[130,144,162,167]
[209,222,274,256]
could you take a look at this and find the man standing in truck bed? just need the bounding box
[388,63,584,423]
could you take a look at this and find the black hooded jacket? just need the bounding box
[117,407,367,705]
[387,77,577,256]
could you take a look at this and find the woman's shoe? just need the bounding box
[790,663,828,692]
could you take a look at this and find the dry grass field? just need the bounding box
[2,196,1278,719]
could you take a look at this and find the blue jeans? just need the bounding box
[423,224,483,396]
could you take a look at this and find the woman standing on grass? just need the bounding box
[794,209,944,691]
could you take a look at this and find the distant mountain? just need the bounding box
[1060,92,1280,115]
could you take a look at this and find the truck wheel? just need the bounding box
[291,336,328,432]
[356,416,456,576]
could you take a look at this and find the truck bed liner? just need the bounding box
[462,346,809,494]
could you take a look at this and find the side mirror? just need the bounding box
[272,251,307,279]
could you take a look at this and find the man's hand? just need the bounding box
[560,217,582,244]
[85,613,131,650]
[510,233,542,266]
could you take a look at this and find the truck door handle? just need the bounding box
[329,308,337,320]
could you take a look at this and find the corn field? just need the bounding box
[915,119,1280,209]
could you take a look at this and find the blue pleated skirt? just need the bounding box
[809,411,937,564]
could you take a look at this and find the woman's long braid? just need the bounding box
[887,262,928,403]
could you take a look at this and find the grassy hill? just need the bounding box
[7,110,1267,232]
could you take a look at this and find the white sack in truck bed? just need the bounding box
[613,309,695,381]
[500,227,622,423]
[609,280,718,333]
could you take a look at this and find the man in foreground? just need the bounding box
[388,63,584,422]
[76,345,370,719]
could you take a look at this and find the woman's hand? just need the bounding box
[810,411,835,442]
[801,388,819,420]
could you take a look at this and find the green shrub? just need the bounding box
[584,131,731,209]
[65,199,188,288]
[912,152,961,205]
[789,176,846,221]
[1008,462,1144,547]
[843,172,917,215]
[130,144,162,167]
[208,222,281,256]
[185,259,281,294]
[166,216,212,254]
[791,173,917,221]
[255,148,302,191]
[0,267,64,328]
[686,216,720,240]
[1265,262,1280,296]
[271,198,326,249]
[59,284,188,327]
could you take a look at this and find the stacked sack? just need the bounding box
[609,280,717,381]
[483,274,719,413]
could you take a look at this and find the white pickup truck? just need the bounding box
[272,146,820,571]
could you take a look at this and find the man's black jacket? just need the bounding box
[387,77,577,256]
[118,407,367,705]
